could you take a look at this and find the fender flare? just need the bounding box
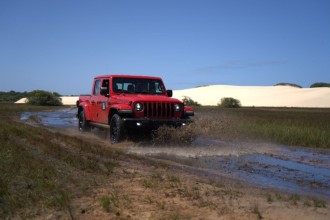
[108,105,133,123]
[78,104,92,121]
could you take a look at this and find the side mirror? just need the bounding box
[100,87,109,97]
[166,90,173,97]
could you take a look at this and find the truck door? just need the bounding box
[96,79,110,124]
[91,79,101,121]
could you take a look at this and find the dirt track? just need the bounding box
[20,108,330,219]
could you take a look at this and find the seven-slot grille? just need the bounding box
[142,102,179,118]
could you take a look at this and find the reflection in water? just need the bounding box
[21,108,78,128]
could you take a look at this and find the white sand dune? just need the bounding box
[173,85,330,108]
[15,97,78,105]
[15,85,330,108]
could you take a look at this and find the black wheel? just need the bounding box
[110,114,124,144]
[78,110,91,132]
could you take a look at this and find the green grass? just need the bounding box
[193,107,330,148]
[0,103,118,218]
[101,195,111,212]
[0,123,68,217]
[101,192,120,213]
[312,198,326,208]
[252,204,263,219]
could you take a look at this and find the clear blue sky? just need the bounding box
[1,0,329,95]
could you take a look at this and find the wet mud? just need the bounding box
[21,108,330,199]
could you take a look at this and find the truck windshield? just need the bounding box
[113,78,165,95]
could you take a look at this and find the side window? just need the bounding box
[101,79,109,96]
[101,79,109,90]
[93,80,101,96]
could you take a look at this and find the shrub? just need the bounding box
[218,97,241,108]
[52,92,61,97]
[27,90,62,106]
[274,83,302,88]
[182,96,201,106]
[310,82,330,88]
[194,85,210,88]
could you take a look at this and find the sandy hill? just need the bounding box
[172,85,330,108]
[15,97,78,105]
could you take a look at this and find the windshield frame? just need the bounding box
[112,77,166,95]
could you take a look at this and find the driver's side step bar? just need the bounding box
[89,122,110,129]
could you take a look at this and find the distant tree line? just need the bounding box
[274,83,302,88]
[274,82,330,88]
[310,82,330,88]
[0,90,28,102]
[0,90,62,106]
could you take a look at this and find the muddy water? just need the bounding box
[21,108,330,199]
[21,108,78,128]
[130,140,330,199]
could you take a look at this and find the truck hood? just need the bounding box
[113,94,182,104]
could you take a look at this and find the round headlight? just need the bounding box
[174,103,181,112]
[134,102,144,111]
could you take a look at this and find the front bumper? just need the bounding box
[122,118,192,129]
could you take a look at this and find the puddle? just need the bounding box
[210,153,329,197]
[145,144,330,198]
[21,109,330,199]
[129,138,330,198]
[21,108,78,128]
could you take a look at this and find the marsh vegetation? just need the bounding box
[1,103,329,219]
[153,106,330,148]
[196,107,330,148]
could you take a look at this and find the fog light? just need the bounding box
[136,122,142,126]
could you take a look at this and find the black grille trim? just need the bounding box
[143,102,176,118]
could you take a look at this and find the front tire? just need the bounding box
[110,114,124,144]
[78,110,91,132]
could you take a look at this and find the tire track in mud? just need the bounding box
[21,108,330,200]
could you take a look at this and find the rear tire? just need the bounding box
[110,114,124,144]
[78,110,91,132]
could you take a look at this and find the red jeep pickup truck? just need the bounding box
[76,74,194,143]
